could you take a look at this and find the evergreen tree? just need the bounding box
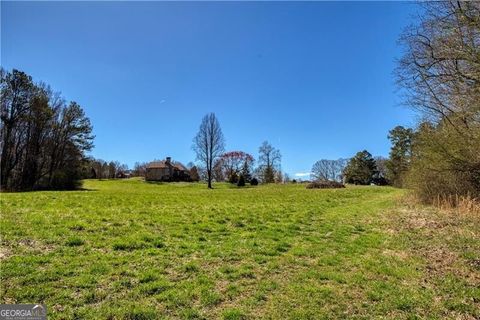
[386,126,414,187]
[343,150,377,185]
[241,159,252,182]
[237,174,246,187]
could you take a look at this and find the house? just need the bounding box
[116,170,132,179]
[145,157,191,182]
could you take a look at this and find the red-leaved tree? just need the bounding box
[216,151,254,183]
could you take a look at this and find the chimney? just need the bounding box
[166,157,171,164]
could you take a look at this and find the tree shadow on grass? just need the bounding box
[76,187,98,192]
[144,181,166,185]
[0,187,98,193]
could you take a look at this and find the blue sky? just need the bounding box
[1,1,418,178]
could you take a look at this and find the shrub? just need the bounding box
[250,178,258,186]
[372,176,390,186]
[306,180,345,189]
[406,120,480,205]
[228,172,238,184]
[49,168,82,190]
[237,175,245,187]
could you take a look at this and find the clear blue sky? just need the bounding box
[1,1,417,178]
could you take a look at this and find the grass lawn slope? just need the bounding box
[1,179,478,319]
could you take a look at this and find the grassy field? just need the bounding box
[1,179,478,319]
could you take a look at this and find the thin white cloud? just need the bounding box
[160,99,166,104]
[294,172,311,177]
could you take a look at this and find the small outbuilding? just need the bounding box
[145,157,191,182]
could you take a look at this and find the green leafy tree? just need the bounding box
[343,150,377,185]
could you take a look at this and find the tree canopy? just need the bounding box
[396,1,480,202]
[343,150,377,185]
[1,69,94,191]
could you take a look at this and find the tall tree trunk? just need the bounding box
[207,170,212,188]
[0,126,13,190]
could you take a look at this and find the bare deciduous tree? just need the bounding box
[396,1,480,129]
[132,162,147,177]
[1,69,94,191]
[192,113,225,188]
[396,1,480,200]
[311,159,348,182]
[257,141,281,183]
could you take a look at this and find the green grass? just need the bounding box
[1,179,478,319]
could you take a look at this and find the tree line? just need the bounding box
[311,2,479,206]
[311,152,389,186]
[1,69,94,191]
[4,1,476,201]
[395,2,479,204]
[309,127,412,186]
[74,112,283,189]
[82,158,129,179]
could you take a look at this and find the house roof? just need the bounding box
[174,162,189,171]
[146,161,168,169]
[146,159,189,171]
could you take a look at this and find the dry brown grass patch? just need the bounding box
[391,202,480,285]
[432,194,480,216]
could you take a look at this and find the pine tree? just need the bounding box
[241,159,252,182]
[386,126,414,187]
[237,174,246,187]
[343,150,377,185]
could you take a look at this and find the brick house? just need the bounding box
[145,157,191,182]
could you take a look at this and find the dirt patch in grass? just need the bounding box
[382,249,409,260]
[2,239,56,257]
[0,247,10,261]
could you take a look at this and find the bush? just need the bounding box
[228,172,238,184]
[306,180,345,189]
[406,121,480,204]
[237,175,245,187]
[372,176,390,186]
[48,168,82,190]
[250,178,258,186]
